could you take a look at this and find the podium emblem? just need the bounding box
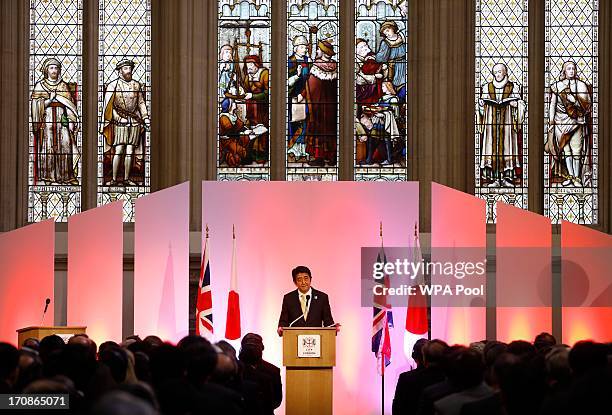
[297,334,321,357]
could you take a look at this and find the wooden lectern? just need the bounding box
[16,326,87,347]
[282,327,336,415]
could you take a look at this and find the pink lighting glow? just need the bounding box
[203,181,419,414]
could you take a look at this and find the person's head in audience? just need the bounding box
[39,334,65,363]
[21,338,40,352]
[99,345,129,384]
[148,344,185,388]
[15,349,42,392]
[239,333,265,363]
[212,349,239,386]
[483,341,508,386]
[446,347,485,390]
[469,341,486,356]
[216,340,237,360]
[58,343,97,393]
[133,351,152,383]
[412,338,429,368]
[99,340,121,354]
[143,336,163,350]
[507,340,536,357]
[177,336,217,386]
[534,332,557,352]
[422,339,448,368]
[69,334,97,359]
[0,342,19,391]
[568,340,608,377]
[545,345,571,386]
[90,390,157,415]
[239,333,265,366]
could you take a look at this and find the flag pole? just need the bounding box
[381,372,384,415]
[380,220,384,415]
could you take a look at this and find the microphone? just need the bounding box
[41,298,50,325]
[288,295,311,327]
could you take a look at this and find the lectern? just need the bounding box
[282,327,336,415]
[16,326,87,347]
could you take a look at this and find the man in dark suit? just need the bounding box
[393,339,447,415]
[277,266,336,336]
[239,333,282,414]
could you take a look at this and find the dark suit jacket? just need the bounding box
[277,288,334,328]
[393,365,445,415]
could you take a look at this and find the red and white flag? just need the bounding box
[225,226,241,340]
[195,226,213,338]
[404,222,429,366]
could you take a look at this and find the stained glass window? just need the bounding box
[217,0,271,181]
[354,0,408,181]
[98,0,152,222]
[544,0,598,224]
[286,0,339,181]
[475,0,528,223]
[29,0,83,222]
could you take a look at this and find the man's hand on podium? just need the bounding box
[334,323,341,334]
[277,326,283,337]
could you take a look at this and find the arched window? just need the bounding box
[217,0,272,181]
[28,0,83,222]
[98,0,152,221]
[354,0,408,181]
[475,0,529,223]
[544,0,598,224]
[286,0,339,181]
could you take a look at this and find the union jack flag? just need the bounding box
[372,233,393,376]
[196,228,213,337]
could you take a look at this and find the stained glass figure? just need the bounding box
[475,0,528,223]
[354,0,408,181]
[29,0,83,222]
[286,0,339,181]
[218,0,271,181]
[544,0,598,224]
[98,0,152,221]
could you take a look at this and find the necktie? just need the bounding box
[300,294,308,320]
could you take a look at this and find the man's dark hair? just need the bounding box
[99,346,128,383]
[176,336,217,385]
[534,332,557,351]
[0,343,19,380]
[447,347,485,390]
[21,338,40,351]
[39,335,65,363]
[507,340,536,357]
[239,343,263,366]
[568,340,607,376]
[412,338,429,366]
[292,266,312,282]
[423,339,448,366]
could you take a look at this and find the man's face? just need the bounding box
[294,272,311,294]
[295,44,308,56]
[120,65,133,81]
[356,41,370,58]
[246,62,258,74]
[47,65,60,80]
[565,63,576,79]
[493,65,506,82]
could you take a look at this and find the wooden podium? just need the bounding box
[16,326,87,347]
[282,327,336,415]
